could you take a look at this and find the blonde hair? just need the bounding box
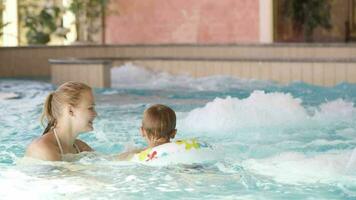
[142,104,176,140]
[41,81,92,134]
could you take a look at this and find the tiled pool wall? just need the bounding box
[1,44,356,86]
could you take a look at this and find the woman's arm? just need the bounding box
[75,139,94,152]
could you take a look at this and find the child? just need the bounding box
[117,104,176,160]
[25,81,97,161]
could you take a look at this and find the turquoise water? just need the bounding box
[1,65,356,199]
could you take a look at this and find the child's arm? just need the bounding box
[116,148,145,161]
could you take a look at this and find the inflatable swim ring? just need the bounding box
[130,138,217,165]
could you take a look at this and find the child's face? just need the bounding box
[72,90,97,133]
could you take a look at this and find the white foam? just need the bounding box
[0,92,18,100]
[180,91,308,133]
[111,63,274,90]
[179,91,356,134]
[242,151,356,185]
[303,139,352,147]
[346,147,356,172]
[314,99,356,122]
[337,128,356,139]
[0,158,117,199]
[0,168,87,199]
[111,63,158,88]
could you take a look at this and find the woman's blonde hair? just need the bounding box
[142,104,176,140]
[41,81,92,134]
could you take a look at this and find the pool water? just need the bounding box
[0,64,356,199]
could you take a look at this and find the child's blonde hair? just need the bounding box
[142,104,176,140]
[41,81,92,134]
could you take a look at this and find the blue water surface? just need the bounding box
[1,67,356,199]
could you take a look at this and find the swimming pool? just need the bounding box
[0,64,356,199]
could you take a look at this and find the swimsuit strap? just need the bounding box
[53,128,64,156]
[53,128,81,155]
[73,143,81,153]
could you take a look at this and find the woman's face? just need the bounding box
[72,90,97,133]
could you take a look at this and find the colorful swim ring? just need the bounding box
[130,138,217,165]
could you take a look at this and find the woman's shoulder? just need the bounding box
[25,134,61,161]
[74,139,93,152]
[27,134,56,151]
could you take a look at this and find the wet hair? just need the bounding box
[41,81,92,134]
[142,104,176,140]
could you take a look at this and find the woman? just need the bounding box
[25,81,97,161]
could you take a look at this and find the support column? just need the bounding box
[62,0,76,45]
[2,0,18,46]
[259,0,274,43]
